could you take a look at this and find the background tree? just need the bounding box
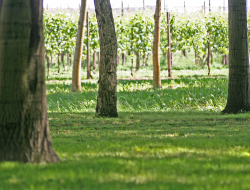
[153,0,162,88]
[222,0,250,113]
[95,0,118,117]
[0,0,59,162]
[72,0,88,92]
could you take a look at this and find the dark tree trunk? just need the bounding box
[222,0,250,113]
[98,51,100,70]
[61,53,65,71]
[195,52,198,65]
[122,53,126,65]
[45,54,50,80]
[93,51,96,73]
[87,12,91,79]
[0,0,59,163]
[95,0,118,117]
[57,53,60,73]
[136,52,140,72]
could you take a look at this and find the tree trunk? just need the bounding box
[167,12,172,77]
[222,0,250,113]
[57,53,60,73]
[117,55,120,66]
[45,54,50,80]
[72,0,88,92]
[122,53,126,65]
[136,52,140,72]
[153,0,162,88]
[87,12,91,79]
[61,53,65,71]
[0,0,59,163]
[207,35,211,76]
[95,0,118,117]
[98,52,100,70]
[93,51,96,73]
[195,52,199,65]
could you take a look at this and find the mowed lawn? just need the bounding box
[1,63,250,190]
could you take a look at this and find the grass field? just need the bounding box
[1,53,250,190]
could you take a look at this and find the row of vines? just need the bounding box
[43,10,249,68]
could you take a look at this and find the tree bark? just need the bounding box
[95,0,118,117]
[0,0,59,163]
[45,54,50,80]
[93,51,96,73]
[87,12,91,79]
[222,0,250,113]
[72,0,88,92]
[153,0,162,88]
[167,12,172,77]
[136,52,140,72]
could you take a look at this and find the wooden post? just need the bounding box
[209,0,211,12]
[143,0,145,10]
[121,1,125,65]
[167,12,172,77]
[121,1,124,17]
[207,33,210,76]
[87,11,91,79]
[204,1,206,13]
[184,1,186,12]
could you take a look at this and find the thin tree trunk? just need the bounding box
[0,0,59,163]
[95,0,118,117]
[195,52,198,65]
[167,12,172,77]
[222,0,250,113]
[57,53,60,73]
[207,35,211,76]
[72,0,88,92]
[45,54,50,80]
[61,53,65,71]
[171,52,174,66]
[136,52,140,72]
[122,53,126,65]
[93,51,96,73]
[153,0,162,88]
[50,54,53,65]
[87,12,91,79]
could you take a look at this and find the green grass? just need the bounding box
[2,53,250,190]
[1,112,250,190]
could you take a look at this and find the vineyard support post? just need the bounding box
[121,1,124,17]
[167,12,172,77]
[204,1,206,13]
[87,11,91,79]
[72,0,88,92]
[153,0,162,88]
[207,32,210,76]
[209,0,211,12]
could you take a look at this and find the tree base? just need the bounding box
[221,106,250,114]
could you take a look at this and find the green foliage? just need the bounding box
[43,10,232,61]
